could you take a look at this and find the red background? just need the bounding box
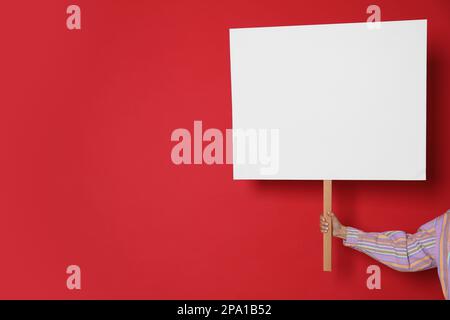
[0,0,449,299]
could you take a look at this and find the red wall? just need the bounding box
[0,0,449,299]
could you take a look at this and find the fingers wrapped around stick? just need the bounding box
[320,214,329,233]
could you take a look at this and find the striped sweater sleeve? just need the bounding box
[343,219,437,272]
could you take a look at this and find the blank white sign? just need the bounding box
[230,20,427,180]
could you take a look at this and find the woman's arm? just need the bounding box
[320,213,437,272]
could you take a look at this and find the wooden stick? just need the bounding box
[323,180,332,272]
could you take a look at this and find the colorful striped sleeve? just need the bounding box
[343,219,437,272]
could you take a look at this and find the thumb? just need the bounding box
[328,212,339,225]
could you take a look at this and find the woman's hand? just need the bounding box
[320,212,347,239]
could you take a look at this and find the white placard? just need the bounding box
[229,20,427,180]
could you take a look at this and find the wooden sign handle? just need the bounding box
[323,180,332,272]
